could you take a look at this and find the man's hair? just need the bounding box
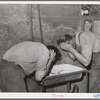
[57,34,74,45]
[47,45,61,61]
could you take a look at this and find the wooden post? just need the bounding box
[37,4,44,43]
[29,4,34,41]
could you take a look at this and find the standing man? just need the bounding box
[0,41,56,92]
[57,20,100,93]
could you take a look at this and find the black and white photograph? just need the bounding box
[0,2,100,98]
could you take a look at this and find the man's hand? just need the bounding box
[60,42,73,52]
[76,44,82,53]
[49,49,56,62]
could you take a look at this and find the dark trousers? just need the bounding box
[0,59,37,92]
[89,68,100,93]
[89,52,100,93]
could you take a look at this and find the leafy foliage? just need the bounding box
[81,5,100,16]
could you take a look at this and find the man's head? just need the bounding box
[57,34,76,49]
[84,20,92,31]
[85,19,92,24]
[47,45,61,61]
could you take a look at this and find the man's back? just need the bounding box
[80,31,100,53]
[3,41,50,75]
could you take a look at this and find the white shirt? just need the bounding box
[3,41,50,75]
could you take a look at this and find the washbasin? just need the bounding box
[49,64,85,76]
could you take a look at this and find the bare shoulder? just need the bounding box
[80,31,94,40]
[79,31,95,47]
[80,31,93,36]
[80,32,89,42]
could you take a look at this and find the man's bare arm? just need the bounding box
[60,33,93,67]
[35,50,56,81]
[68,34,93,66]
[67,52,76,61]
